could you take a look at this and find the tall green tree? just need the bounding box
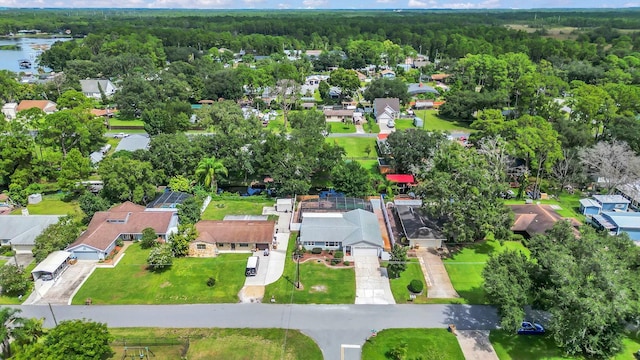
[386,129,447,175]
[98,157,160,205]
[195,156,228,193]
[32,216,83,262]
[363,77,409,104]
[387,244,408,279]
[417,143,513,243]
[14,319,114,360]
[331,162,372,197]
[57,148,92,192]
[0,307,22,358]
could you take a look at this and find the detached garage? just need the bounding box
[394,200,445,249]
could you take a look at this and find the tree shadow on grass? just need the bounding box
[456,286,487,305]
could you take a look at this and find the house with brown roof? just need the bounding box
[509,204,581,238]
[192,220,276,257]
[66,202,178,260]
[324,109,355,122]
[16,100,57,114]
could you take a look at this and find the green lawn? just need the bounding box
[504,192,584,221]
[110,327,322,360]
[364,120,380,133]
[394,119,416,130]
[444,240,530,304]
[362,329,465,360]
[11,196,83,217]
[387,259,429,304]
[107,118,145,127]
[328,122,356,134]
[327,137,377,159]
[490,331,571,360]
[491,330,640,360]
[353,159,380,175]
[0,261,36,305]
[264,233,356,304]
[72,244,249,304]
[415,109,473,132]
[0,260,6,266]
[201,197,275,220]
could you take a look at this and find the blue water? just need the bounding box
[0,37,71,73]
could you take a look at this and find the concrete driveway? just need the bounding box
[27,261,95,305]
[416,249,459,298]
[456,330,499,360]
[354,254,395,304]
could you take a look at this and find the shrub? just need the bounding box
[408,279,424,293]
[330,258,341,265]
[206,277,216,287]
[311,247,322,254]
[334,250,344,259]
[115,239,124,247]
[343,260,350,266]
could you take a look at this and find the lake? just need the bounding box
[0,37,71,73]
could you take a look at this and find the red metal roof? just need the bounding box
[386,174,415,183]
[377,133,389,140]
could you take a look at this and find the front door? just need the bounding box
[231,243,236,250]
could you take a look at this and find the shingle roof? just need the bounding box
[373,98,400,117]
[0,215,62,246]
[579,198,601,208]
[592,194,630,204]
[195,220,275,244]
[115,134,150,152]
[300,209,383,248]
[80,79,114,94]
[67,202,174,251]
[509,204,580,237]
[395,205,444,241]
[16,100,56,112]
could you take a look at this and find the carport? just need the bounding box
[31,250,71,281]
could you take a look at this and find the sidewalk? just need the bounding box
[456,330,499,360]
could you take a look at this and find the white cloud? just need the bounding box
[376,0,396,3]
[302,0,328,7]
[438,0,499,8]
[243,0,265,4]
[147,0,234,8]
[408,0,436,7]
[277,2,291,7]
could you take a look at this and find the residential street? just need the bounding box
[15,304,500,360]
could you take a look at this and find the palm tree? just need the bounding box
[195,156,228,193]
[12,317,44,348]
[377,178,398,199]
[0,307,22,358]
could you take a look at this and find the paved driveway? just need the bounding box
[354,254,395,304]
[28,261,95,305]
[416,249,459,298]
[456,330,499,360]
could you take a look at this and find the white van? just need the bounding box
[245,256,259,277]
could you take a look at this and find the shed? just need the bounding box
[31,250,71,281]
[276,198,293,212]
[413,117,423,128]
[579,198,602,216]
[28,193,42,205]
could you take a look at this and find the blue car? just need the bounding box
[517,321,545,335]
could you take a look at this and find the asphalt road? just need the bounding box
[16,304,499,360]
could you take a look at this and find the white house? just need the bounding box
[1,102,18,120]
[80,79,118,99]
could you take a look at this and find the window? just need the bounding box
[325,242,339,247]
[196,244,206,250]
[239,243,249,247]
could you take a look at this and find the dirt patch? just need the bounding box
[159,281,172,288]
[238,285,265,303]
[310,285,327,293]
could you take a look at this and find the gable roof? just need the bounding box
[195,220,275,244]
[300,209,383,248]
[407,83,439,96]
[579,198,601,208]
[592,194,630,205]
[395,204,444,241]
[600,212,640,229]
[16,100,56,113]
[114,134,150,152]
[0,215,61,246]
[509,204,580,237]
[80,79,115,94]
[373,98,400,117]
[67,201,175,252]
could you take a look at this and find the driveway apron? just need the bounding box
[354,254,395,304]
[416,249,459,298]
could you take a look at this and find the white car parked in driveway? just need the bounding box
[113,132,129,139]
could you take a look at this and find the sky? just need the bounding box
[0,0,638,9]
